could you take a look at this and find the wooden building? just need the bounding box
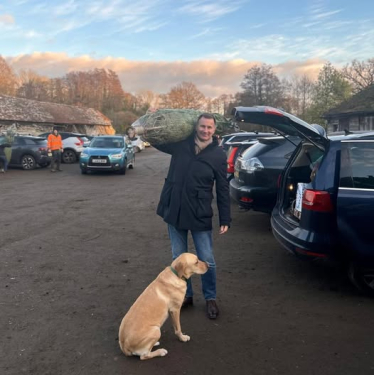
[0,95,115,136]
[323,85,374,133]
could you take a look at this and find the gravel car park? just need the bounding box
[1,147,374,375]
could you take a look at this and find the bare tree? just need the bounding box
[342,58,374,93]
[0,55,17,96]
[161,82,205,110]
[240,64,284,107]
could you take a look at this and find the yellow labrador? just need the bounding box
[118,253,208,360]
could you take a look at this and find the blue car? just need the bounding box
[79,135,135,175]
[231,106,374,295]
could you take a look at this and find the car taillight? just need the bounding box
[227,147,238,173]
[75,137,84,146]
[39,147,47,151]
[277,174,282,188]
[264,107,284,116]
[302,190,333,212]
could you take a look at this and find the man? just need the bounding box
[155,113,231,319]
[0,141,11,173]
[47,128,63,172]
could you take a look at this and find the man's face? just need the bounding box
[195,117,216,142]
[53,130,58,136]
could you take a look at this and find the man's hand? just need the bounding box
[219,225,229,234]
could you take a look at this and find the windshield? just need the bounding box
[91,138,124,148]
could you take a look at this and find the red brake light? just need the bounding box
[302,190,333,212]
[277,174,282,188]
[227,147,238,173]
[264,107,284,116]
[76,137,84,146]
[38,147,47,151]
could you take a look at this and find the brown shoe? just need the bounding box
[182,297,193,308]
[206,300,219,319]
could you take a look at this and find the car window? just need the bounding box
[24,138,37,145]
[340,141,374,190]
[14,137,25,145]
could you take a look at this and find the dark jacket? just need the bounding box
[0,143,11,156]
[156,134,231,231]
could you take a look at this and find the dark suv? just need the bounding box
[229,136,299,213]
[8,136,51,170]
[231,106,374,295]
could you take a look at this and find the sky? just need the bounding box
[0,0,373,97]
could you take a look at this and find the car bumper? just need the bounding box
[37,155,51,165]
[229,178,275,212]
[271,209,336,260]
[80,160,124,171]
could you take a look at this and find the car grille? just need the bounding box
[88,155,110,167]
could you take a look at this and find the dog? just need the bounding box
[118,253,208,360]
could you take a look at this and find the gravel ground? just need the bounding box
[1,147,374,375]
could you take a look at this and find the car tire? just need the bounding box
[21,154,36,170]
[348,262,374,297]
[81,168,87,175]
[119,162,127,175]
[62,149,77,164]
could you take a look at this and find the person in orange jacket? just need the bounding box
[47,128,63,172]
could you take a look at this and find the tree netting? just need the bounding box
[131,109,234,145]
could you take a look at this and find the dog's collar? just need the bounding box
[170,266,188,282]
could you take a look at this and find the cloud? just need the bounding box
[5,52,325,97]
[0,14,15,25]
[177,0,245,22]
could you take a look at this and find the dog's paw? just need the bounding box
[159,349,168,356]
[179,334,190,342]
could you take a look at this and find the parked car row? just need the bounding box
[0,131,150,171]
[227,106,374,296]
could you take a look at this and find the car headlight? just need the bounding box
[110,153,123,159]
[80,152,89,158]
[242,157,264,173]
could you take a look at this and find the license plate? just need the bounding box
[234,170,239,179]
[92,159,107,163]
[294,183,307,218]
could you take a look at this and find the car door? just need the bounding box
[337,140,374,263]
[10,136,25,165]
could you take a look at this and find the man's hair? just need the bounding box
[196,113,216,126]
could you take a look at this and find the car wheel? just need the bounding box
[348,263,374,296]
[62,149,77,164]
[119,162,127,175]
[81,168,87,175]
[21,155,36,170]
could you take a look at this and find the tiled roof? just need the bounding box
[0,95,112,126]
[324,85,374,117]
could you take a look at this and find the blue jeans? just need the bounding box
[168,224,216,300]
[0,155,8,171]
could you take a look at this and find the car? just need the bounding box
[5,135,51,170]
[231,106,374,295]
[229,136,299,213]
[128,135,145,153]
[219,131,275,152]
[39,132,86,164]
[79,135,135,175]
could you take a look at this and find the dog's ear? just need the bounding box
[173,259,186,278]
